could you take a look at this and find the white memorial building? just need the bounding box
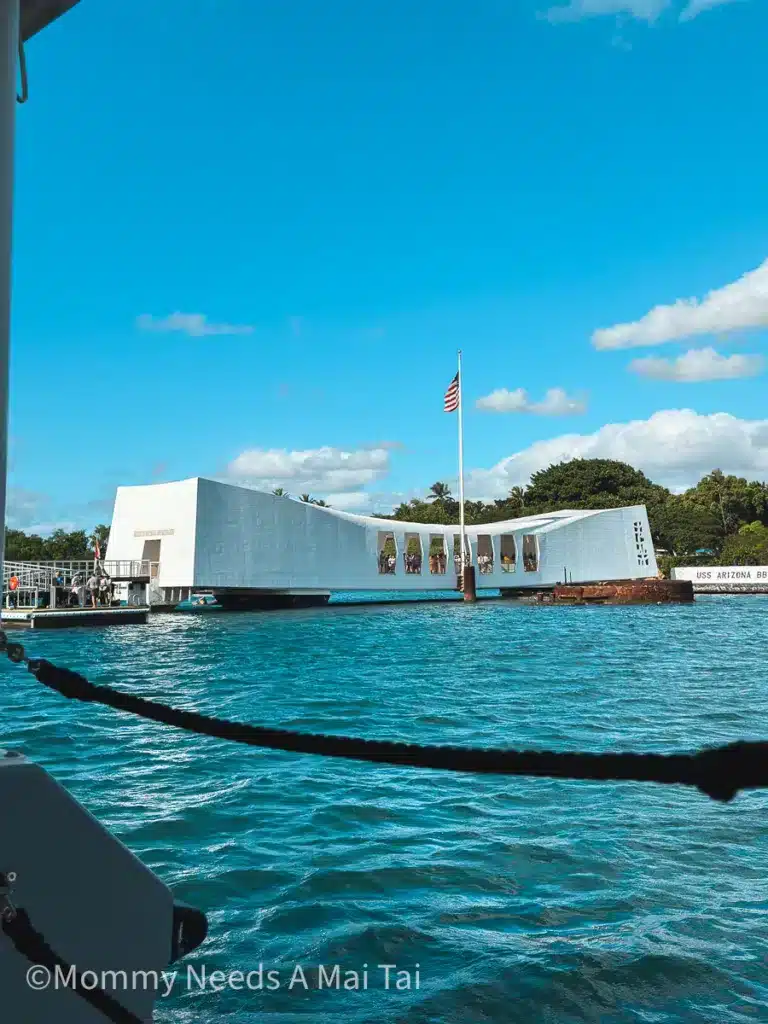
[105,478,658,609]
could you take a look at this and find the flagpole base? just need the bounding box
[462,566,477,603]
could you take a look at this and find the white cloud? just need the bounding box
[4,488,80,536]
[545,0,742,20]
[362,440,405,451]
[679,0,742,20]
[225,445,392,495]
[466,409,768,496]
[630,347,765,382]
[322,491,372,511]
[476,387,587,415]
[136,313,255,337]
[546,0,669,22]
[592,259,768,349]
[5,487,47,528]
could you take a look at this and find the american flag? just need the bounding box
[444,372,460,413]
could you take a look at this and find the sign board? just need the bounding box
[672,565,768,583]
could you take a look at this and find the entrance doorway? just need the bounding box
[141,539,161,578]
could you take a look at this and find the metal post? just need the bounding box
[0,0,18,575]
[456,349,466,567]
[456,349,477,603]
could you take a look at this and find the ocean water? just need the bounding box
[3,595,768,1023]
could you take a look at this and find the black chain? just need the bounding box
[0,879,143,1024]
[2,634,765,802]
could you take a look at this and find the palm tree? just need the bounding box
[272,487,287,496]
[313,499,330,507]
[428,482,452,502]
[508,485,525,507]
[299,493,312,503]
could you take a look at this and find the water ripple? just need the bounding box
[2,595,767,1022]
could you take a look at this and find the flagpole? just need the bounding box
[457,349,466,565]
[456,350,475,601]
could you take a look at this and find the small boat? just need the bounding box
[175,593,221,611]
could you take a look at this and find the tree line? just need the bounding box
[5,524,110,562]
[5,460,768,569]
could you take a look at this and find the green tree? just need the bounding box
[391,499,455,524]
[682,470,767,534]
[463,500,488,524]
[5,525,111,562]
[506,486,526,516]
[272,487,287,496]
[739,520,766,535]
[5,528,45,561]
[427,482,452,501]
[719,522,768,565]
[92,524,110,554]
[653,499,722,556]
[44,529,89,560]
[523,458,672,543]
[525,458,665,510]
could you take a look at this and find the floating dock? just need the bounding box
[1,606,150,629]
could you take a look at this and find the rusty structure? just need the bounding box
[505,578,694,605]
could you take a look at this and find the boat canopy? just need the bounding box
[21,0,80,42]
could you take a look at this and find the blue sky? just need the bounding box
[9,0,768,530]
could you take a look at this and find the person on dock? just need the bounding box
[53,571,65,607]
[99,574,112,607]
[87,572,100,609]
[70,573,85,607]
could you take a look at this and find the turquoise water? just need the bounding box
[3,595,768,1022]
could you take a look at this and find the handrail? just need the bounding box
[3,559,159,584]
[2,559,161,610]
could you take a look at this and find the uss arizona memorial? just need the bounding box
[105,477,659,608]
